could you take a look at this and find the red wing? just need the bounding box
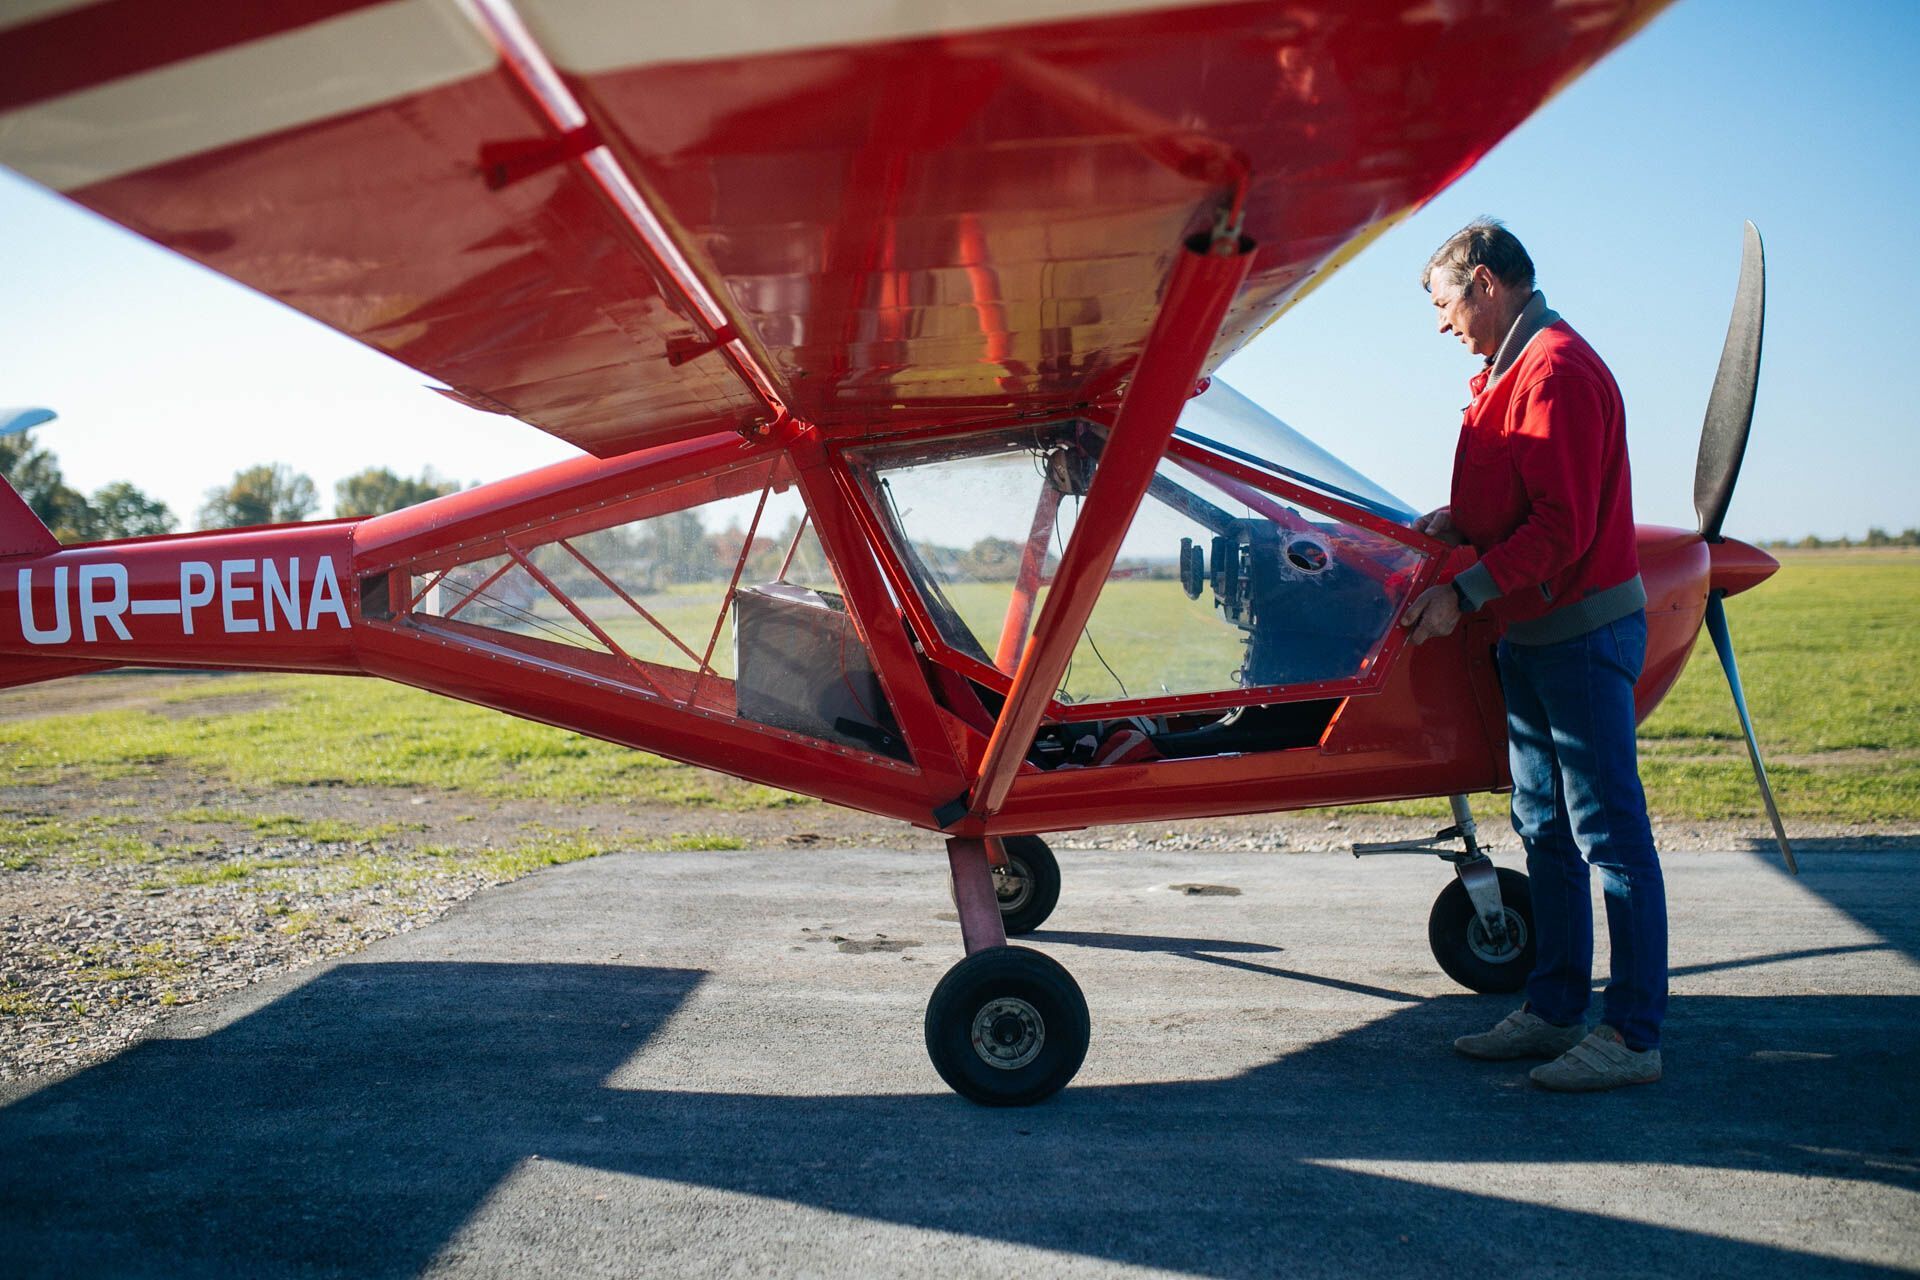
[0,0,1667,454]
[0,0,765,455]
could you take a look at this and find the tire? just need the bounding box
[1427,867,1536,994]
[924,946,1089,1106]
[994,836,1061,936]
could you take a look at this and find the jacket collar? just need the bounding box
[1480,290,1560,393]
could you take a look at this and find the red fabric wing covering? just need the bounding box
[0,0,1669,452]
[524,0,1669,436]
[0,0,764,456]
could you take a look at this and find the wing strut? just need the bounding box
[952,218,1254,827]
[464,0,792,430]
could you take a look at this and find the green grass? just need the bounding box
[942,579,1249,703]
[144,857,282,888]
[1330,553,1920,821]
[1640,554,1919,751]
[71,942,182,984]
[438,580,743,679]
[172,810,424,844]
[0,813,165,870]
[127,829,745,894]
[1633,553,1920,820]
[0,554,1913,827]
[449,829,746,881]
[0,674,807,807]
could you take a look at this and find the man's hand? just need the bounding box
[1413,506,1464,546]
[1400,583,1462,645]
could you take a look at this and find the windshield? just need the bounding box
[855,421,1427,706]
[1174,380,1415,523]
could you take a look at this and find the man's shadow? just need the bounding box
[1,955,1914,1278]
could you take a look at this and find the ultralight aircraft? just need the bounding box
[0,0,1789,1104]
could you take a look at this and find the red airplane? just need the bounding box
[0,0,1788,1105]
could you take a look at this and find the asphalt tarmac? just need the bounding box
[2,844,1915,1278]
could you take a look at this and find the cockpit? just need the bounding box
[382,379,1435,775]
[849,379,1433,762]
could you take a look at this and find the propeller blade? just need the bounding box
[1694,222,1765,542]
[1703,592,1796,874]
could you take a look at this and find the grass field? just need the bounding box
[0,551,1913,823]
[1634,551,1919,820]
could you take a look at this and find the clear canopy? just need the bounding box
[857,417,1427,708]
[1174,380,1415,524]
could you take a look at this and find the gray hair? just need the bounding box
[1422,219,1536,294]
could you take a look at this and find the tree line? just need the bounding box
[7,429,1911,556]
[1760,529,1920,549]
[0,429,460,540]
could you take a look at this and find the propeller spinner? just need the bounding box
[1695,222,1795,874]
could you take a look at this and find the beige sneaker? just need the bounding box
[1529,1025,1662,1091]
[1453,1008,1587,1061]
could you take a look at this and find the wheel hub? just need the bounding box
[970,996,1044,1069]
[993,858,1033,913]
[1467,909,1528,963]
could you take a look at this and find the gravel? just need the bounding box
[6,792,1908,1091]
[0,837,515,1084]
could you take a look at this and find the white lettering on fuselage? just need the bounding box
[15,556,350,646]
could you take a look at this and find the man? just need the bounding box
[1399,219,1666,1092]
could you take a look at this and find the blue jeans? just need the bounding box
[1497,609,1667,1049]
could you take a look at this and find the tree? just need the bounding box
[640,510,711,585]
[88,481,177,539]
[959,536,1024,580]
[1,430,176,542]
[334,466,460,517]
[197,464,318,529]
[0,429,91,541]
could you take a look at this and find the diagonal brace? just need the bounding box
[958,225,1254,825]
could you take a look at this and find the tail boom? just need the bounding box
[0,523,362,677]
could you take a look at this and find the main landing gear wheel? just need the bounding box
[1428,867,1536,994]
[993,836,1060,936]
[925,946,1089,1106]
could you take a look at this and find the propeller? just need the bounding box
[1704,593,1796,873]
[1694,223,1764,541]
[1693,222,1795,873]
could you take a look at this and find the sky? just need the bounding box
[0,0,1916,542]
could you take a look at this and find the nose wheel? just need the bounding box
[1353,794,1537,993]
[925,945,1090,1106]
[1428,866,1535,992]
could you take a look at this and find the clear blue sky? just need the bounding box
[1,0,1915,541]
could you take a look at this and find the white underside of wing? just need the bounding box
[0,0,496,191]
[499,0,1226,73]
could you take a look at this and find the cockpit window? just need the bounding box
[856,419,1429,708]
[1174,379,1416,524]
[862,425,1062,671]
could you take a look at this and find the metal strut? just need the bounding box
[1353,794,1510,950]
[955,213,1255,827]
[948,837,1009,956]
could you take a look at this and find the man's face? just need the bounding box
[1431,267,1504,359]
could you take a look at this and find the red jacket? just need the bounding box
[1449,300,1644,644]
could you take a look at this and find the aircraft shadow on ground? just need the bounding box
[1,959,1915,1278]
[1748,844,1920,966]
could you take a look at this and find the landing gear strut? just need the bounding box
[1353,794,1536,994]
[926,837,1088,1105]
